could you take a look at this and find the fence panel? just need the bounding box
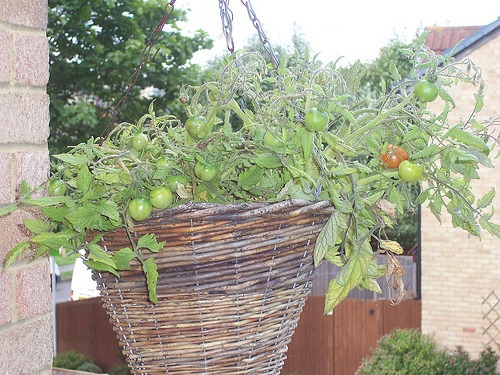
[56,297,123,371]
[283,298,421,375]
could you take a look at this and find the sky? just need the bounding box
[175,1,500,66]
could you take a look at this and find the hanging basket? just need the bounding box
[93,199,334,374]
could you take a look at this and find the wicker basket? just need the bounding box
[93,199,334,374]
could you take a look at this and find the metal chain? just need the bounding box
[218,0,235,53]
[103,0,177,138]
[218,0,279,67]
[240,0,279,67]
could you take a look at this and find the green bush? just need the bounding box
[76,361,103,373]
[53,351,91,370]
[357,329,499,375]
[109,363,132,375]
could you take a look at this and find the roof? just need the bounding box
[424,26,481,54]
[424,17,500,57]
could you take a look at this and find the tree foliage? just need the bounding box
[48,0,213,154]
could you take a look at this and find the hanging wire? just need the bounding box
[218,0,279,68]
[102,0,177,139]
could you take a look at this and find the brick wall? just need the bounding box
[421,33,500,357]
[0,1,52,374]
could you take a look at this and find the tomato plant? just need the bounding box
[150,186,173,209]
[414,80,439,102]
[398,160,423,182]
[3,41,498,312]
[194,162,218,182]
[381,145,409,169]
[131,133,148,151]
[47,179,67,196]
[128,197,152,221]
[304,108,328,132]
[185,116,210,140]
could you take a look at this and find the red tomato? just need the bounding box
[381,145,409,169]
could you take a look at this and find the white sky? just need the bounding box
[176,1,500,66]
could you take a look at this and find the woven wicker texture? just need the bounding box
[94,199,334,374]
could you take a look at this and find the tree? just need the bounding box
[358,37,414,97]
[48,0,213,154]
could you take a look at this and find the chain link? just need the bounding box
[240,0,279,67]
[218,0,235,53]
[103,0,177,138]
[218,0,279,67]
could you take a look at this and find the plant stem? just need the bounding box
[345,93,414,144]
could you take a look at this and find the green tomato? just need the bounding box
[414,80,439,102]
[194,162,218,182]
[47,179,67,196]
[128,197,152,221]
[165,175,189,193]
[305,108,328,132]
[131,133,148,151]
[156,156,171,169]
[149,186,173,209]
[185,116,210,140]
[398,160,423,182]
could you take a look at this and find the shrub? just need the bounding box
[109,363,132,375]
[76,361,103,373]
[356,329,499,375]
[53,351,91,370]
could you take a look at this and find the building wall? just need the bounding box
[0,1,52,374]
[421,32,500,357]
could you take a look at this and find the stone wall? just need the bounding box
[0,0,52,374]
[421,32,500,357]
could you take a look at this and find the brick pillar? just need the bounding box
[0,1,53,374]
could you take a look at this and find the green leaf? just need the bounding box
[77,164,93,194]
[410,144,439,159]
[4,241,29,268]
[253,152,282,169]
[66,205,101,229]
[30,230,74,250]
[87,243,116,268]
[238,166,265,191]
[300,127,314,160]
[83,259,119,277]
[360,277,383,294]
[445,125,490,154]
[323,132,357,157]
[137,234,165,253]
[479,217,500,238]
[22,219,51,235]
[314,211,347,266]
[113,248,136,270]
[143,258,159,303]
[53,153,89,166]
[324,275,356,313]
[21,196,66,207]
[97,200,121,222]
[0,203,18,217]
[477,188,495,209]
[42,206,71,222]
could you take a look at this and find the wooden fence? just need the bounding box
[282,297,421,375]
[56,296,420,374]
